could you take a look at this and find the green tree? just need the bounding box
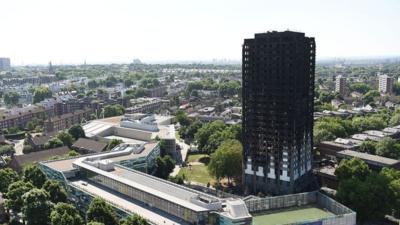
[33,86,53,103]
[175,110,192,126]
[390,113,400,126]
[313,128,335,145]
[362,90,380,104]
[154,155,176,179]
[120,214,148,225]
[103,104,125,117]
[43,180,68,203]
[50,202,84,225]
[375,137,400,159]
[195,120,225,152]
[351,115,387,132]
[22,188,52,225]
[86,197,118,225]
[23,164,48,188]
[336,173,393,222]
[88,80,100,89]
[124,88,147,99]
[0,144,15,156]
[334,158,371,181]
[5,181,34,212]
[179,119,203,140]
[319,92,335,103]
[219,80,241,97]
[349,83,371,94]
[68,150,80,157]
[358,140,377,154]
[107,139,123,150]
[87,222,105,225]
[68,125,86,140]
[389,179,400,217]
[44,137,64,149]
[57,131,74,147]
[0,168,19,193]
[393,82,400,95]
[163,155,175,175]
[208,139,243,183]
[4,91,20,106]
[205,125,242,153]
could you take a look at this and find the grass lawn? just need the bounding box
[186,154,210,163]
[175,132,182,141]
[178,164,214,184]
[252,205,334,225]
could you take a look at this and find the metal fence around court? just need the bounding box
[244,191,356,225]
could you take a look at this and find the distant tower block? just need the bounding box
[0,58,11,71]
[48,61,54,74]
[378,74,394,94]
[335,75,346,96]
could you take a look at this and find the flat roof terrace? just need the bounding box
[43,142,158,173]
[252,205,334,225]
[73,157,221,212]
[70,179,187,225]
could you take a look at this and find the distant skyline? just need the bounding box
[1,0,399,65]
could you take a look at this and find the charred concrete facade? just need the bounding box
[242,31,315,195]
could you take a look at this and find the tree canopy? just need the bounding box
[87,197,118,225]
[23,164,48,188]
[50,202,84,225]
[120,214,148,225]
[0,168,19,193]
[68,124,86,140]
[22,188,52,225]
[375,137,400,159]
[208,139,243,182]
[103,104,125,118]
[43,180,68,204]
[335,160,400,221]
[5,181,34,212]
[33,86,53,103]
[335,158,371,181]
[4,91,20,106]
[107,139,123,150]
[154,155,175,179]
[44,137,64,149]
[57,131,74,147]
[349,82,371,94]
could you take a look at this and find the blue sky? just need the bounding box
[1,0,399,65]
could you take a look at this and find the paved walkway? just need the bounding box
[14,139,25,155]
[170,138,190,177]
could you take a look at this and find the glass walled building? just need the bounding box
[40,142,252,225]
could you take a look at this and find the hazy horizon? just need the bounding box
[1,0,399,65]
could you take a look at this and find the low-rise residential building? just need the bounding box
[9,146,70,172]
[318,138,362,158]
[126,98,168,114]
[26,133,55,150]
[336,150,400,171]
[72,138,108,154]
[44,108,91,133]
[147,86,167,97]
[0,105,48,129]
